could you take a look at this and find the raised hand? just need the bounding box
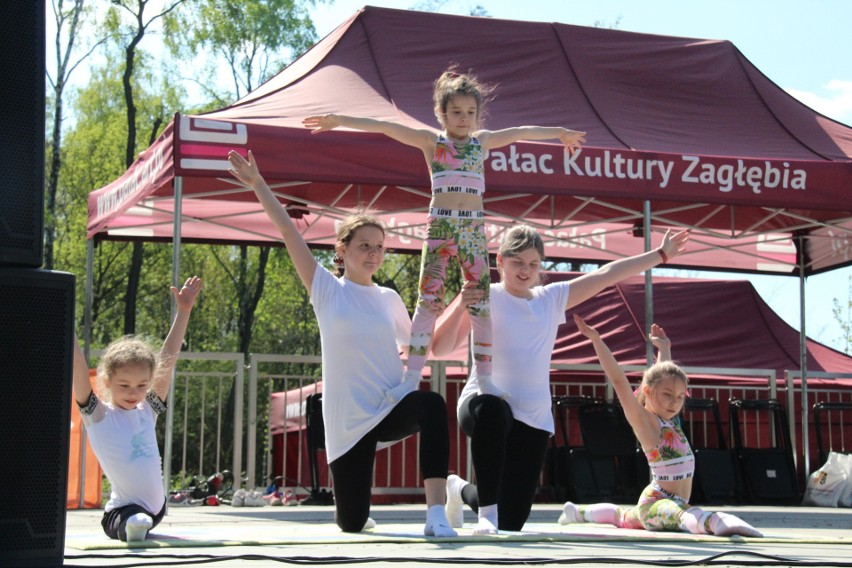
[172,276,203,313]
[573,313,600,342]
[649,323,670,350]
[658,229,690,262]
[302,114,341,134]
[227,150,264,188]
[558,129,587,155]
[649,322,672,362]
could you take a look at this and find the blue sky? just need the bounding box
[308,0,852,353]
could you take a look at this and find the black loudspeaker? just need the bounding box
[0,268,75,567]
[0,2,45,267]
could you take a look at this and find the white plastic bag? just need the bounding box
[835,453,852,508]
[802,451,849,507]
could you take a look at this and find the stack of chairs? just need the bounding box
[682,397,741,504]
[548,396,644,503]
[729,398,799,505]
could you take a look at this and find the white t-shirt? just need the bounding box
[79,392,166,514]
[458,281,571,434]
[310,265,412,463]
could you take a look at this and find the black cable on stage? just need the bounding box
[63,549,852,568]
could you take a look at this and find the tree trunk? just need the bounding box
[123,241,144,335]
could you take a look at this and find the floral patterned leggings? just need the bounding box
[407,214,491,377]
[576,483,712,533]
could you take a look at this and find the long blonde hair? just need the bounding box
[95,335,157,402]
[635,361,689,408]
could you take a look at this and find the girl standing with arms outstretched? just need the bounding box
[303,69,586,402]
[431,224,689,535]
[562,314,762,537]
[227,150,457,536]
[72,276,202,542]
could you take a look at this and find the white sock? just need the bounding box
[424,504,458,537]
[445,475,467,528]
[557,501,581,525]
[680,507,713,534]
[581,503,623,526]
[709,512,763,537]
[473,504,498,535]
[124,513,153,542]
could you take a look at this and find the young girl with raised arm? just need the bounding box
[561,314,762,537]
[430,224,689,535]
[72,276,202,542]
[227,149,457,536]
[303,69,586,401]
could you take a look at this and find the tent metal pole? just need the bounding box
[163,176,183,497]
[799,250,810,479]
[644,201,654,367]
[78,238,95,509]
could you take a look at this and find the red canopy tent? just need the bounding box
[495,273,852,376]
[87,5,852,275]
[267,273,852,492]
[85,5,852,484]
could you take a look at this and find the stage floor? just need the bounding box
[63,502,851,567]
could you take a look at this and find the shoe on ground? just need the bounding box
[281,489,298,506]
[243,490,266,507]
[231,489,246,507]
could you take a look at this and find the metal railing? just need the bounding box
[76,353,852,505]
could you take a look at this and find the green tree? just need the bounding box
[56,51,184,342]
[102,0,187,334]
[164,0,328,103]
[45,0,107,269]
[832,275,852,354]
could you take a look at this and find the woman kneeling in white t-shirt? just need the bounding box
[228,150,457,536]
[432,224,689,535]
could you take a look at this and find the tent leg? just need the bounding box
[163,176,183,499]
[799,254,809,480]
[643,201,654,367]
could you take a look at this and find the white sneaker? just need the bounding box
[124,513,153,542]
[281,489,298,506]
[243,490,266,507]
[445,474,467,528]
[231,488,246,507]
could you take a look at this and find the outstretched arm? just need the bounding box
[573,314,659,449]
[566,229,689,310]
[431,282,483,356]
[573,314,633,403]
[477,126,586,154]
[650,323,672,363]
[302,114,437,156]
[152,276,202,401]
[228,150,318,290]
[72,334,93,406]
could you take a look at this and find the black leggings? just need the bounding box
[101,500,166,541]
[458,393,550,531]
[329,390,450,532]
